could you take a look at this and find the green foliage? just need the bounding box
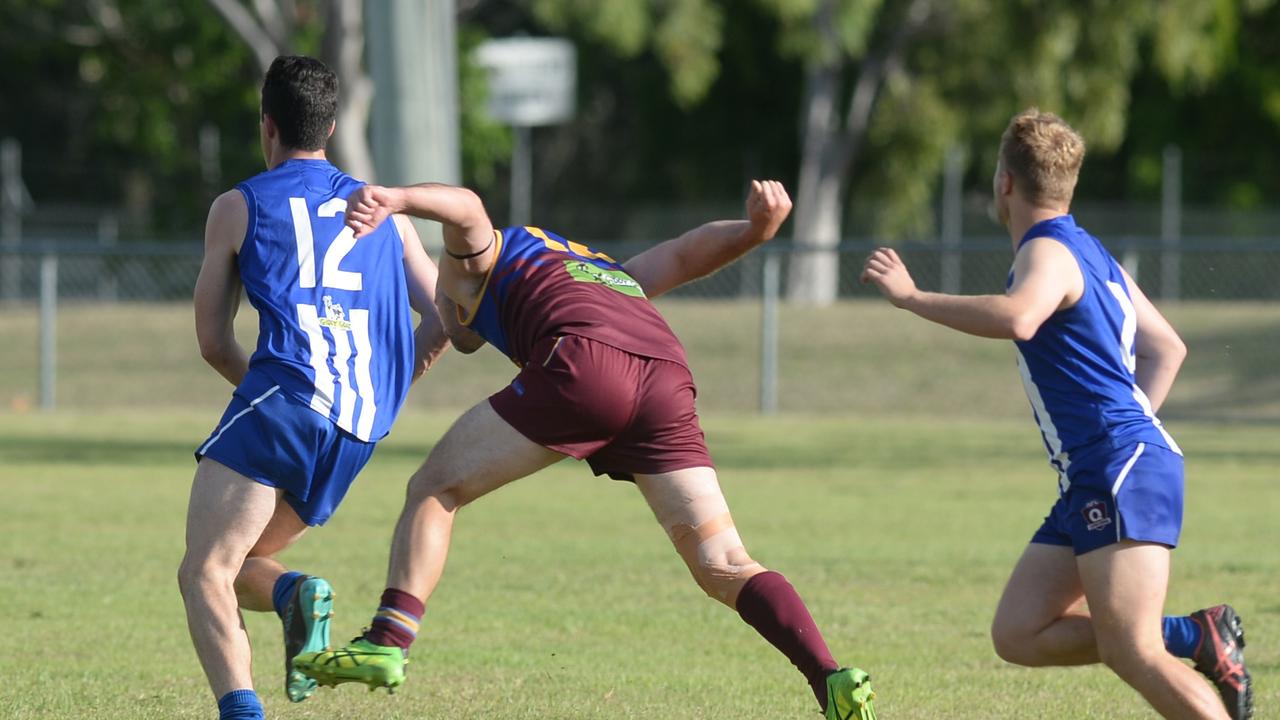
[0,0,261,233]
[458,27,512,189]
[531,0,725,107]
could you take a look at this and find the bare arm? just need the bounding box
[623,180,792,299]
[860,238,1084,341]
[393,215,450,380]
[1121,266,1185,411]
[193,190,250,386]
[434,292,488,354]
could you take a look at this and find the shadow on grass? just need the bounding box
[0,435,199,466]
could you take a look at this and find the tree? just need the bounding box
[205,0,375,180]
[754,0,1269,304]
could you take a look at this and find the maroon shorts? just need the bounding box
[488,334,713,480]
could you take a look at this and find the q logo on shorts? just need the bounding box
[1081,499,1113,532]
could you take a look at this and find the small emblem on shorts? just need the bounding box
[1082,500,1113,532]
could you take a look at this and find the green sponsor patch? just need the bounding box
[564,260,646,297]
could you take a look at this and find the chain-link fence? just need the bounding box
[3,234,1278,303]
[1,238,1277,418]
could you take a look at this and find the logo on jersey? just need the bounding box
[319,295,352,332]
[1081,500,1113,532]
[563,260,645,298]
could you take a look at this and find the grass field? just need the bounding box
[2,411,1277,719]
[1,299,1277,718]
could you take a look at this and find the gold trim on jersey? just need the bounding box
[458,228,504,327]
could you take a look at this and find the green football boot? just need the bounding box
[824,667,877,720]
[281,576,334,703]
[293,637,407,692]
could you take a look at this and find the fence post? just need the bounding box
[759,251,780,414]
[99,212,119,301]
[1160,145,1182,301]
[940,146,965,294]
[1,138,22,301]
[39,253,57,410]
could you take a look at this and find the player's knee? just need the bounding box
[176,552,233,598]
[404,467,469,512]
[990,620,1034,666]
[1095,633,1165,679]
[688,547,766,608]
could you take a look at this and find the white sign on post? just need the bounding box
[474,37,576,127]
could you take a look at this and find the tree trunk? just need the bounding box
[207,0,376,181]
[322,0,376,181]
[786,0,844,305]
[787,64,844,304]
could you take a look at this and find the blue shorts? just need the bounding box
[195,384,377,526]
[1030,442,1184,556]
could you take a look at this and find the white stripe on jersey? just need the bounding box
[330,318,357,434]
[1015,348,1072,490]
[290,198,317,289]
[350,309,378,441]
[297,304,336,414]
[197,385,281,456]
[1130,386,1183,456]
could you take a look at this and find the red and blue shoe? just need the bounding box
[1190,604,1252,720]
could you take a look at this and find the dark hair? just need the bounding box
[261,55,338,151]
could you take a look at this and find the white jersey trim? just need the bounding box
[1015,348,1072,485]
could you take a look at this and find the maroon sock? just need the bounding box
[364,588,425,650]
[736,571,840,710]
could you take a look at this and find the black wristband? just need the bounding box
[446,237,494,260]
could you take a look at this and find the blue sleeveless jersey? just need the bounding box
[1011,215,1180,490]
[233,159,413,442]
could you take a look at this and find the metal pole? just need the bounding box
[39,253,57,410]
[1,138,21,301]
[510,125,532,227]
[99,213,119,301]
[1160,145,1182,301]
[760,252,780,414]
[940,146,964,294]
[367,0,460,250]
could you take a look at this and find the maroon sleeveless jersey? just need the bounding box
[460,226,689,368]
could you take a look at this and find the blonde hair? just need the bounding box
[998,108,1085,207]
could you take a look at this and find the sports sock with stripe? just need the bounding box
[217,689,264,720]
[365,587,425,649]
[1163,615,1202,659]
[735,571,841,711]
[271,571,306,618]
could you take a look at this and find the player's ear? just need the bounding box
[261,112,278,140]
[997,168,1014,197]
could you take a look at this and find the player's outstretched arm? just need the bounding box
[1121,266,1186,411]
[394,215,450,380]
[346,183,495,276]
[193,190,250,386]
[860,238,1082,340]
[624,180,792,299]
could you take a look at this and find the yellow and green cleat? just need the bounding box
[824,667,877,720]
[293,637,407,693]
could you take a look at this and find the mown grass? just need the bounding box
[1,411,1276,719]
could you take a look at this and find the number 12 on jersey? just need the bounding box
[287,195,378,439]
